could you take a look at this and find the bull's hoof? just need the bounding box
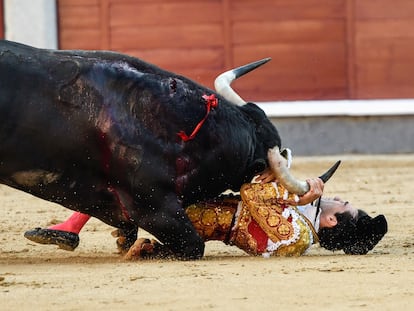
[124,238,156,260]
[24,228,79,251]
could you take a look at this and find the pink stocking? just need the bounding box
[48,212,91,234]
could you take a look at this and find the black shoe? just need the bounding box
[24,228,80,251]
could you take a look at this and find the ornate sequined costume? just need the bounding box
[186,182,319,257]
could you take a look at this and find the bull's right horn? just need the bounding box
[267,146,341,195]
[214,58,271,106]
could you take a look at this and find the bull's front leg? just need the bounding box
[135,194,205,260]
[111,226,138,253]
[124,238,171,260]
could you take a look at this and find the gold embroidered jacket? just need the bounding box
[186,182,319,257]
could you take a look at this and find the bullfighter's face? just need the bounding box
[319,197,358,228]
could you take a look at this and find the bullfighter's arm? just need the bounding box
[295,178,324,206]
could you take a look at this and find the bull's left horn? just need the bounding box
[267,146,341,195]
[214,58,271,106]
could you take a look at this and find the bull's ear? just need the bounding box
[245,158,267,180]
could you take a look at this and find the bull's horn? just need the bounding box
[214,58,271,106]
[267,146,341,195]
[318,160,341,183]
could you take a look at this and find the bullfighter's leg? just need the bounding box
[24,212,138,253]
[48,212,91,233]
[24,212,90,251]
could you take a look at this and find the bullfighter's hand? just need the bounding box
[254,167,277,183]
[296,178,324,206]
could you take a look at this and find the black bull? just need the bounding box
[0,40,282,259]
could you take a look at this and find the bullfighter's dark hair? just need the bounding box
[318,210,388,255]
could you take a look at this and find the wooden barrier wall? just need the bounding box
[352,0,414,99]
[57,0,414,101]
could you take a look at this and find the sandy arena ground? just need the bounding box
[0,154,413,311]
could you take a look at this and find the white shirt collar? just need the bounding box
[297,199,321,232]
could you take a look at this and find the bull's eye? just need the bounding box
[169,78,177,94]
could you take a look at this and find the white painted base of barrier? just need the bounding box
[257,99,414,117]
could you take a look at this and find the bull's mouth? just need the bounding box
[267,146,341,195]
